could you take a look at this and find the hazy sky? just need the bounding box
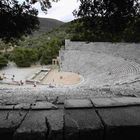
[18,0,80,22]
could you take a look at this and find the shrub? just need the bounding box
[40,38,62,65]
[0,55,8,69]
[12,47,38,67]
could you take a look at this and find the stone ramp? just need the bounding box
[0,97,140,140]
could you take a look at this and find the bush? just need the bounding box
[40,50,52,65]
[39,38,62,65]
[10,37,62,66]
[12,47,38,67]
[3,52,11,59]
[0,55,8,69]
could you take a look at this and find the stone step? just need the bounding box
[0,99,140,140]
[64,109,104,140]
[97,106,140,140]
[14,110,64,140]
[91,97,140,108]
[0,111,27,140]
[64,99,93,109]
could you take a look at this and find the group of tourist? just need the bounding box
[0,73,37,87]
[11,75,24,85]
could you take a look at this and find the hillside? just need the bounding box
[17,20,74,48]
[33,18,64,36]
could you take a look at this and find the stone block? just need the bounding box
[91,98,119,107]
[14,103,31,110]
[113,97,140,106]
[45,109,64,140]
[0,111,27,140]
[31,101,58,110]
[64,99,93,109]
[14,110,64,140]
[91,97,140,108]
[14,111,48,140]
[97,106,140,140]
[0,105,14,110]
[64,109,104,140]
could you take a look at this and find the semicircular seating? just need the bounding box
[60,49,140,87]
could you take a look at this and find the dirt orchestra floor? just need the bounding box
[41,69,82,86]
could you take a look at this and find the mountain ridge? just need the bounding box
[33,17,64,36]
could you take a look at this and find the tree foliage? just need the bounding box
[0,0,59,42]
[0,0,40,42]
[0,55,8,69]
[31,0,59,12]
[11,47,38,67]
[40,38,62,65]
[10,37,62,67]
[73,0,140,42]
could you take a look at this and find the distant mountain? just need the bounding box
[33,18,64,36]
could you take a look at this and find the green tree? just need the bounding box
[0,55,8,69]
[32,0,59,12]
[0,0,39,42]
[0,0,59,42]
[73,0,140,42]
[40,49,52,65]
[40,38,62,65]
[11,47,38,67]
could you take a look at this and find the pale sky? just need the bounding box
[18,0,80,22]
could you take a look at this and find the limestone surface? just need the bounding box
[64,99,93,109]
[64,109,104,140]
[91,97,140,107]
[97,106,140,140]
[0,111,27,139]
[31,101,58,110]
[14,111,48,140]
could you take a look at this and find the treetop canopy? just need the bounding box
[0,0,59,42]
